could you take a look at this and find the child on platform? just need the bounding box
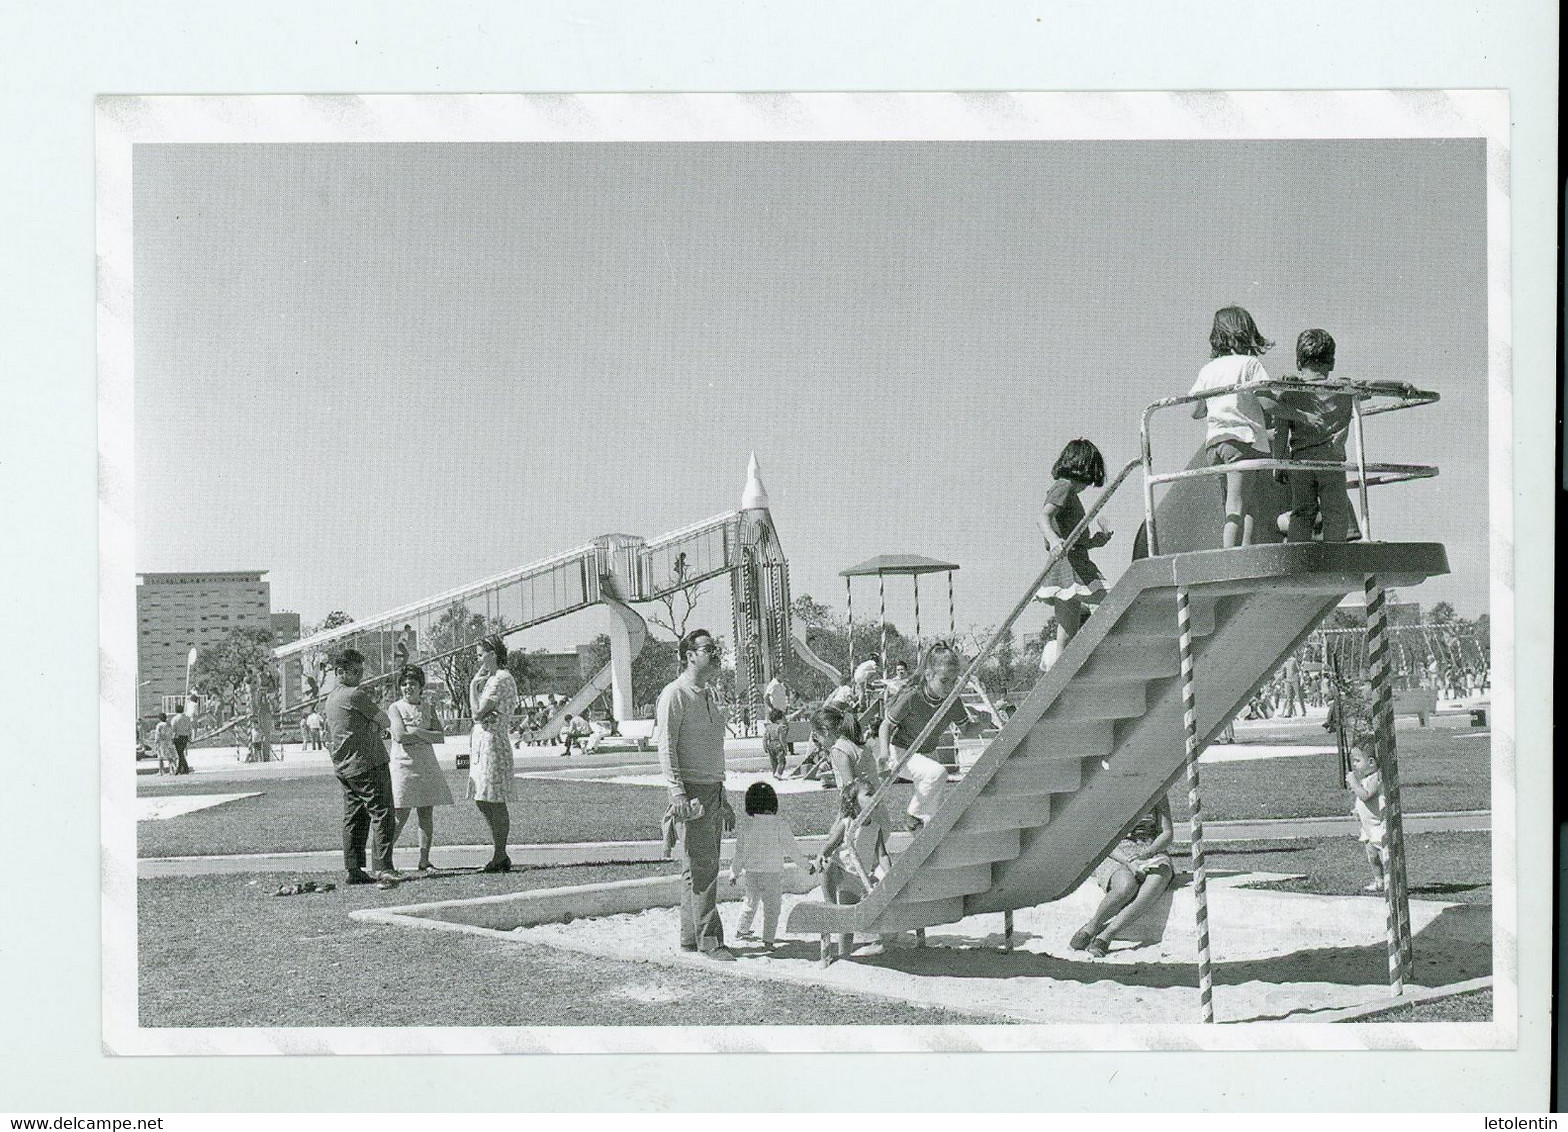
[762,707,792,778]
[1346,738,1387,893]
[1189,306,1287,548]
[1277,328,1361,543]
[728,781,805,947]
[1035,438,1114,672]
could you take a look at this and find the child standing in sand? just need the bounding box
[814,778,896,958]
[762,708,792,778]
[727,781,805,948]
[1346,739,1386,893]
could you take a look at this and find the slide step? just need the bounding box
[1048,681,1147,720]
[1014,719,1115,762]
[873,896,967,933]
[1077,637,1182,682]
[1113,594,1215,638]
[925,827,1021,870]
[954,792,1052,833]
[900,863,996,903]
[988,756,1083,795]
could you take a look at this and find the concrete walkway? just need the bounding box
[136,809,1490,879]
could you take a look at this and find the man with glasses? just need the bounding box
[656,628,736,960]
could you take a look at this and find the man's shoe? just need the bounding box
[345,870,378,885]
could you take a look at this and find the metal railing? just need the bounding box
[837,456,1145,890]
[1138,377,1438,554]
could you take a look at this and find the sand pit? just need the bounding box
[501,872,1488,1025]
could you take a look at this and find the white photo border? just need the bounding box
[98,89,1514,1056]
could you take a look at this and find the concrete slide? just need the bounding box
[787,540,1447,940]
[789,620,844,685]
[523,598,648,742]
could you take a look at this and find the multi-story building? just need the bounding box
[136,571,272,718]
[271,611,302,707]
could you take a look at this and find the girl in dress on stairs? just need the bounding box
[1036,438,1114,673]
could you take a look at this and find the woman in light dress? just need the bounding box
[387,663,453,873]
[468,635,518,872]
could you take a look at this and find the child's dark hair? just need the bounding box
[397,663,427,689]
[744,781,779,815]
[768,707,785,723]
[811,703,845,735]
[1209,305,1273,359]
[1052,438,1106,487]
[1296,328,1336,374]
[838,786,862,819]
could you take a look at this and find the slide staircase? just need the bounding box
[787,539,1447,940]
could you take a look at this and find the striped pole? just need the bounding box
[948,571,956,641]
[1177,586,1216,1023]
[879,574,887,673]
[913,575,921,640]
[845,576,854,675]
[1365,576,1414,986]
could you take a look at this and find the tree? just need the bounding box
[981,625,1018,698]
[190,626,276,723]
[321,610,355,631]
[791,593,836,629]
[642,553,707,640]
[425,602,505,716]
[1427,601,1457,626]
[505,650,540,698]
[578,633,681,718]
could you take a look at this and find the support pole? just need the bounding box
[948,571,955,642]
[1003,910,1014,952]
[879,574,887,674]
[1365,576,1414,987]
[845,576,854,675]
[913,575,921,641]
[1176,585,1216,1024]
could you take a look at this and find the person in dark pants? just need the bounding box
[170,703,193,774]
[656,628,735,961]
[324,648,401,888]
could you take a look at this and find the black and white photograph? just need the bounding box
[98,91,1517,1055]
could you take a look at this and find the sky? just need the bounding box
[133,139,1490,652]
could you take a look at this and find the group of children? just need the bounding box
[1034,305,1363,671]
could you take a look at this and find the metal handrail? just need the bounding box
[836,456,1144,891]
[1138,376,1439,554]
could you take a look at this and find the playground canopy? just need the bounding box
[840,554,960,578]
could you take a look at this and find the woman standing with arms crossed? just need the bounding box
[387,663,453,873]
[468,635,518,872]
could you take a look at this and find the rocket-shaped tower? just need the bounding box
[731,453,793,705]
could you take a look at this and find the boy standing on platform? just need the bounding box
[1279,328,1361,543]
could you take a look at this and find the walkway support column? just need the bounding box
[1176,585,1215,1024]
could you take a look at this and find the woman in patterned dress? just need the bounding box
[468,635,518,872]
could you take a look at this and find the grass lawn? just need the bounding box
[137,771,888,858]
[1352,989,1493,1022]
[1168,726,1489,823]
[138,727,1487,859]
[1206,831,1491,905]
[138,862,1006,1028]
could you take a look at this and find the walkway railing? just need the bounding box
[1138,378,1439,554]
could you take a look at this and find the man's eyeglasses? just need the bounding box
[693,643,722,656]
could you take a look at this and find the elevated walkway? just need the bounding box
[786,540,1448,939]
